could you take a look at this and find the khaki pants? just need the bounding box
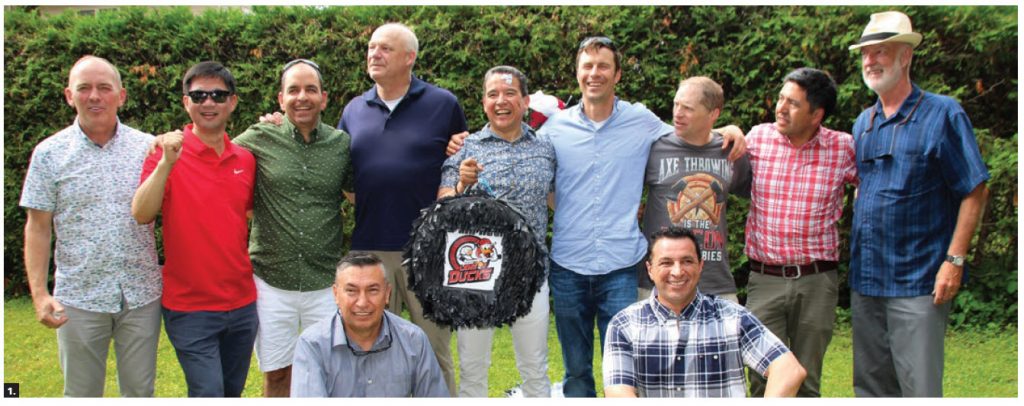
[745,270,838,397]
[371,250,456,396]
[57,298,161,397]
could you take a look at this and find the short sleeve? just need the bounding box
[731,153,753,199]
[738,309,789,377]
[601,314,637,389]
[937,108,990,199]
[20,144,57,212]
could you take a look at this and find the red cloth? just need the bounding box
[141,124,256,311]
[744,123,859,265]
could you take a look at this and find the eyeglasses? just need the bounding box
[344,316,394,356]
[187,89,232,104]
[579,36,615,51]
[283,58,322,75]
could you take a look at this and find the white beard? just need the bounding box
[863,53,905,94]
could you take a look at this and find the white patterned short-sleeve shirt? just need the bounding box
[20,120,162,313]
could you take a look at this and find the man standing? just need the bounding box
[439,66,555,398]
[233,59,354,397]
[132,61,258,397]
[848,11,989,397]
[743,67,857,397]
[603,226,805,398]
[537,36,745,397]
[337,22,467,394]
[291,252,449,397]
[20,55,162,397]
[641,77,751,303]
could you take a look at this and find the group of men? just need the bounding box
[21,11,988,398]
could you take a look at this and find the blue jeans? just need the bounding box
[548,260,638,397]
[162,302,259,397]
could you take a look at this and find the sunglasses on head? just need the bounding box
[579,36,615,50]
[283,58,321,74]
[187,89,232,104]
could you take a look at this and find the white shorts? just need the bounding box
[254,275,336,372]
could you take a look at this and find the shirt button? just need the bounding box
[713,355,718,360]
[368,379,373,384]
[676,356,682,361]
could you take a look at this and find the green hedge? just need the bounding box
[3,5,1017,327]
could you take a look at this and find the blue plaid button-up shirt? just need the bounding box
[850,84,989,297]
[603,291,789,397]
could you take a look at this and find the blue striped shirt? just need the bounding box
[850,84,989,297]
[538,99,673,275]
[603,291,789,397]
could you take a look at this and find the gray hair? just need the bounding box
[376,22,419,54]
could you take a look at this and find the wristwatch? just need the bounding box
[945,255,966,267]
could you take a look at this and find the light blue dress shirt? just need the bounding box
[538,99,673,275]
[291,311,449,397]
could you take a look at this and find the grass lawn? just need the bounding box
[3,297,1017,397]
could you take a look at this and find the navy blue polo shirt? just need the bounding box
[338,76,467,251]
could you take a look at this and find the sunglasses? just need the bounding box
[579,36,615,51]
[187,89,232,104]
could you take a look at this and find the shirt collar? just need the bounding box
[479,122,535,143]
[648,288,705,323]
[332,311,393,352]
[574,97,620,125]
[72,117,123,148]
[364,75,427,109]
[183,123,235,159]
[872,83,924,125]
[283,116,323,144]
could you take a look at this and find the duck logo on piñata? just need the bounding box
[446,233,504,289]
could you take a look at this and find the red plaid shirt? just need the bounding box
[744,123,858,265]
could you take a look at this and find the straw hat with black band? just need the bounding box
[849,11,922,51]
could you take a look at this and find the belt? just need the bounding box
[749,260,838,279]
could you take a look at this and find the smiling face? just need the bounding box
[576,47,621,105]
[366,26,415,85]
[647,236,703,314]
[860,42,910,95]
[279,63,327,132]
[65,58,126,133]
[333,264,391,337]
[482,73,529,139]
[183,76,237,137]
[774,81,822,141]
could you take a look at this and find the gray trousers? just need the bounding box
[56,298,161,397]
[371,250,456,396]
[746,270,838,397]
[851,292,950,397]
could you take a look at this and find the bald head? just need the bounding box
[68,56,122,89]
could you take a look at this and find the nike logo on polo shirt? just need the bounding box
[234,169,244,175]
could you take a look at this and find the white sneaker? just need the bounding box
[550,382,564,398]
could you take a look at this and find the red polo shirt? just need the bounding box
[141,124,256,312]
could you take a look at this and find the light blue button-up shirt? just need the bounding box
[539,99,672,275]
[291,311,449,397]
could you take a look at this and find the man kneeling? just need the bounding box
[603,226,806,397]
[291,252,449,397]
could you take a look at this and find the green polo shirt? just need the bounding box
[234,118,354,291]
